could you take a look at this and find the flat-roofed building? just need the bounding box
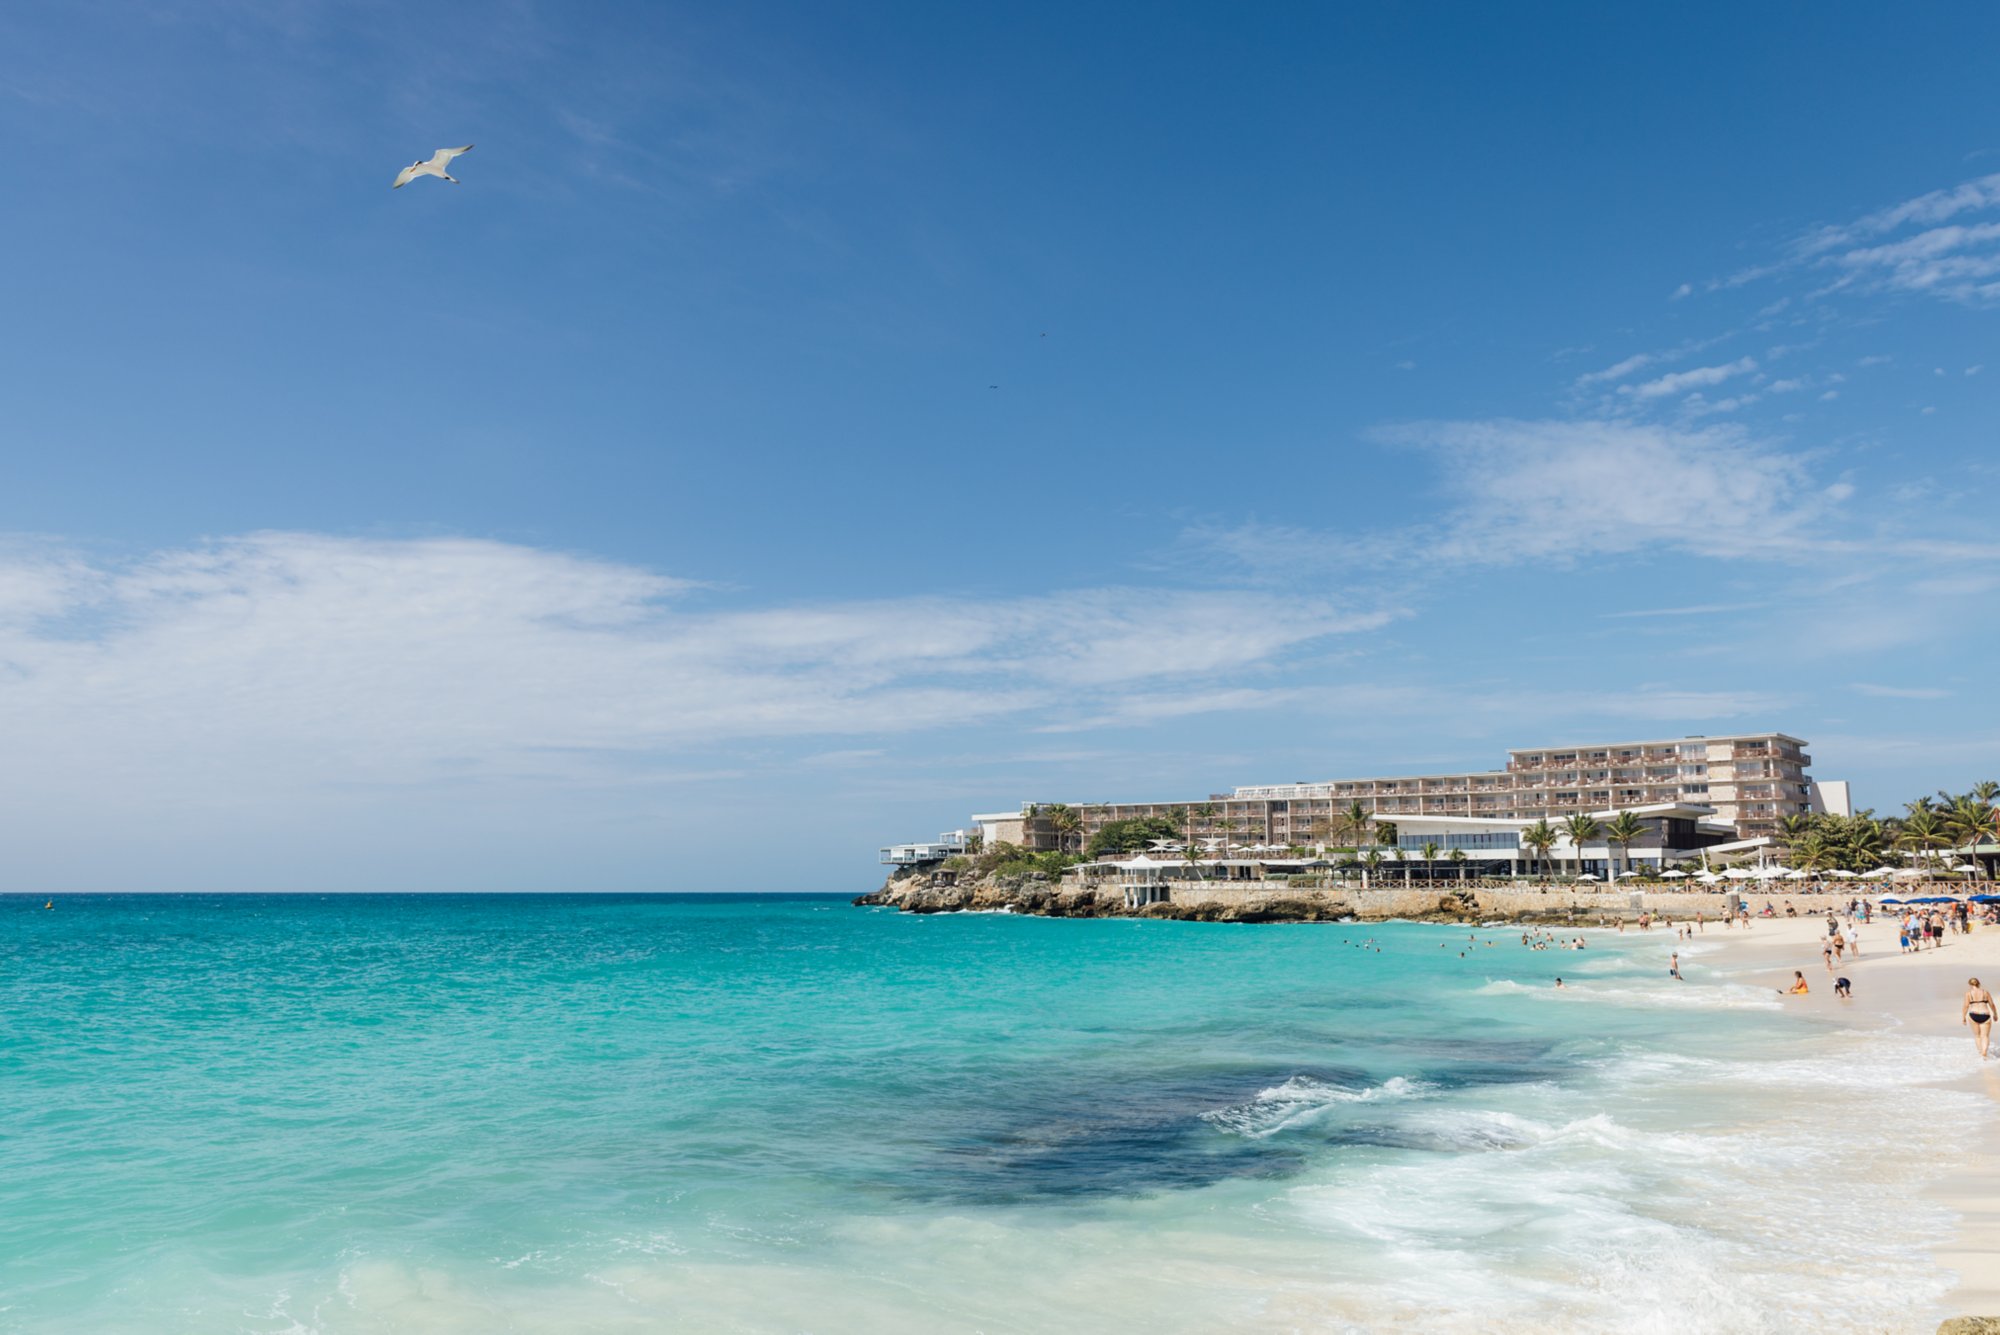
[879,830,973,867]
[1230,732,1816,841]
[927,733,1837,879]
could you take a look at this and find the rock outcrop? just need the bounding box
[854,872,1515,923]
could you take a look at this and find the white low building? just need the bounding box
[879,830,972,867]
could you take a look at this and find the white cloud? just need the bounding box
[0,533,1387,802]
[1799,173,2000,254]
[1670,282,1692,300]
[1623,356,1758,400]
[1372,418,1823,564]
[1681,392,1760,418]
[1850,683,1951,700]
[1575,351,1658,387]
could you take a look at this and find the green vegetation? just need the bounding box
[946,841,1084,879]
[1603,810,1647,880]
[1084,815,1182,858]
[1043,803,1083,855]
[1522,820,1558,880]
[1774,785,1997,877]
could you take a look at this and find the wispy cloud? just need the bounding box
[1850,683,1950,700]
[1798,173,2000,255]
[0,533,1390,801]
[1624,356,1758,400]
[1575,351,1659,387]
[1374,417,1823,564]
[1602,602,1767,619]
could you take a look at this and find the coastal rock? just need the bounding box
[855,873,1865,927]
[1938,1321,2000,1335]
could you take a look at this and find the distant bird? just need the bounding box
[393,144,474,189]
[988,384,999,389]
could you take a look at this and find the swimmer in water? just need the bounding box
[1554,977,1565,988]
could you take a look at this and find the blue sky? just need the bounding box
[3,2,1997,891]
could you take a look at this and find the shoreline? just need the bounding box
[1672,913,2000,1320]
[857,873,1888,925]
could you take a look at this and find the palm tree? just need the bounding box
[1794,832,1835,875]
[1367,820,1403,886]
[1974,780,2000,805]
[1899,807,1950,875]
[1420,841,1442,885]
[1044,803,1082,857]
[1182,837,1209,881]
[1450,846,1469,883]
[1338,800,1373,849]
[1603,811,1648,881]
[1522,819,1558,881]
[1359,847,1382,889]
[1945,797,2000,881]
[1776,812,1814,863]
[1562,813,1604,881]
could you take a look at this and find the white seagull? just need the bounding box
[393,144,474,189]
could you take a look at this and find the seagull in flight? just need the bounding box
[393,144,474,189]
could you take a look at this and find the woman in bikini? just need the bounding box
[1964,978,1995,1060]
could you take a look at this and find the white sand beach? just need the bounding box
[1666,909,2000,1317]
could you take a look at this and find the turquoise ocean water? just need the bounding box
[0,894,1985,1333]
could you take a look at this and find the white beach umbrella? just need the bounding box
[1660,870,1690,879]
[1575,873,1600,882]
[1862,867,1896,879]
[1694,871,1722,883]
[1780,869,1809,881]
[1827,869,1860,879]
[1722,867,1757,879]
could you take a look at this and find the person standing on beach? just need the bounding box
[1963,978,1995,1060]
[1670,952,1682,980]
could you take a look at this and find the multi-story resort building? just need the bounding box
[1229,732,1822,840]
[888,731,1849,879]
